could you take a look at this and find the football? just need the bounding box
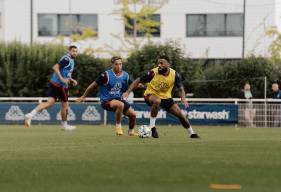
[138,125,152,138]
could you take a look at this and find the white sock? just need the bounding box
[150,117,156,128]
[61,121,67,127]
[187,127,195,135]
[29,109,37,117]
[116,123,121,128]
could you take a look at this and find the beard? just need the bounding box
[158,67,168,74]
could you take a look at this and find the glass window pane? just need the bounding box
[125,17,134,36]
[78,14,98,35]
[186,15,205,36]
[58,15,78,36]
[226,14,243,36]
[38,14,58,36]
[206,14,225,36]
[148,14,160,37]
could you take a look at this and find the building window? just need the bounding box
[186,15,205,36]
[38,14,58,36]
[186,13,243,37]
[125,14,161,37]
[226,14,243,36]
[206,14,225,36]
[38,14,98,37]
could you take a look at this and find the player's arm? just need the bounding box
[128,77,145,89]
[53,56,72,84]
[69,77,78,86]
[52,64,69,84]
[76,81,99,102]
[76,72,107,102]
[123,78,141,99]
[175,72,189,108]
[123,70,154,99]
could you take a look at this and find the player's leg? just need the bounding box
[60,101,76,130]
[25,83,60,127]
[145,94,161,138]
[123,106,137,136]
[57,86,75,130]
[109,99,125,135]
[61,101,68,122]
[24,97,55,127]
[167,103,200,138]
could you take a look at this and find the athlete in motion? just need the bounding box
[76,56,137,136]
[24,45,78,130]
[123,55,200,138]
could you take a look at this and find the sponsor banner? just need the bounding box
[0,103,103,124]
[182,104,238,125]
[0,103,237,125]
[106,103,238,125]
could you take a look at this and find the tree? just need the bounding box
[266,26,281,62]
[53,22,98,56]
[103,0,166,56]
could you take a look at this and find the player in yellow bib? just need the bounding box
[123,55,199,139]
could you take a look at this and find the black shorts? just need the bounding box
[144,95,175,111]
[47,82,69,102]
[101,99,131,114]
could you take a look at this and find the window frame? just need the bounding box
[37,13,98,37]
[186,13,244,37]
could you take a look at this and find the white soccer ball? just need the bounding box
[138,125,152,138]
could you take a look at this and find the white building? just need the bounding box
[0,0,280,59]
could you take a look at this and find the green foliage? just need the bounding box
[124,42,205,97]
[266,27,281,63]
[0,41,108,97]
[0,42,65,96]
[197,57,280,98]
[105,0,165,55]
[0,41,280,98]
[125,43,280,98]
[121,0,162,36]
[74,55,109,97]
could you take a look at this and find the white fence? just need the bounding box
[0,97,281,127]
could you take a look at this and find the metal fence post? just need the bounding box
[104,110,107,125]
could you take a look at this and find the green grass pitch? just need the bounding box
[0,125,280,192]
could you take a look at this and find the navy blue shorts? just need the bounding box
[101,99,131,114]
[144,95,175,111]
[47,82,68,102]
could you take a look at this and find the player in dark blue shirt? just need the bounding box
[76,56,137,136]
[24,45,78,131]
[272,83,281,127]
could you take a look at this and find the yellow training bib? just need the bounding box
[144,67,175,99]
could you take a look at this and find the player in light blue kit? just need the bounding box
[76,56,137,136]
[24,45,78,131]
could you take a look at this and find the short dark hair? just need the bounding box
[111,56,122,63]
[158,55,170,63]
[69,45,78,50]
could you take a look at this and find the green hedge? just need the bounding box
[0,42,109,97]
[0,41,280,98]
[124,42,205,97]
[199,57,280,98]
[126,43,281,98]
